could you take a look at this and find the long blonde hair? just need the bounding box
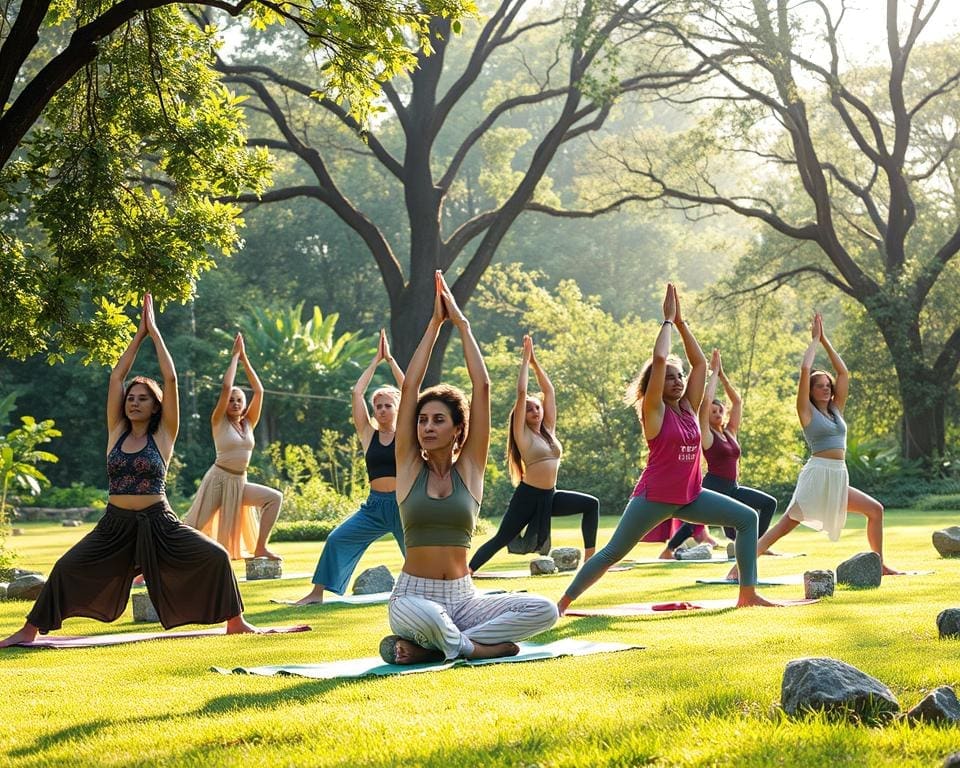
[505,395,558,486]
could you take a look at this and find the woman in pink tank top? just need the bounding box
[559,285,782,614]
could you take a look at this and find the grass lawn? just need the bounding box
[1,508,959,767]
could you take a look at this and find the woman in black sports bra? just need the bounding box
[1,295,306,647]
[293,329,406,605]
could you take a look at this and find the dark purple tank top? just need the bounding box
[107,431,167,495]
[703,429,741,482]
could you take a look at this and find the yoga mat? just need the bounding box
[13,625,311,649]
[132,572,315,590]
[695,574,805,586]
[211,638,641,679]
[565,598,817,617]
[472,564,634,580]
[270,592,392,606]
[627,552,806,565]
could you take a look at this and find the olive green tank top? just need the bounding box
[400,464,478,548]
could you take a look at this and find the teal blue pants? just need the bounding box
[564,489,758,600]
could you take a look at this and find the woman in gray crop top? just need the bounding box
[2,295,306,648]
[727,312,899,580]
[379,272,557,665]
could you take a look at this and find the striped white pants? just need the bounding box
[388,572,558,660]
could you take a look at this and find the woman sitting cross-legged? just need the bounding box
[380,272,558,665]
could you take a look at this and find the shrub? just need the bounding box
[271,520,338,542]
[18,483,107,510]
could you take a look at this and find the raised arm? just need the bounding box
[512,335,533,446]
[717,353,742,436]
[107,298,149,440]
[529,339,556,433]
[641,284,676,440]
[439,275,490,486]
[674,290,707,412]
[143,294,179,447]
[211,334,243,428]
[351,332,385,445]
[818,317,849,411]
[796,313,820,427]
[395,274,446,480]
[238,336,264,429]
[381,331,405,389]
[699,349,721,449]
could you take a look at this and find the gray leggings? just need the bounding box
[564,489,759,601]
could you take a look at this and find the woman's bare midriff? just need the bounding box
[370,477,397,493]
[108,494,167,511]
[402,546,470,580]
[812,449,845,460]
[522,457,560,490]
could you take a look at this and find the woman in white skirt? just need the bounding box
[184,333,282,560]
[728,313,899,579]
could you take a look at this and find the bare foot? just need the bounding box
[657,547,675,560]
[225,616,311,634]
[557,595,572,616]
[253,548,282,560]
[132,574,146,586]
[0,623,39,648]
[394,638,444,665]
[882,564,904,576]
[466,641,519,660]
[736,591,783,608]
[293,586,325,605]
[725,567,739,581]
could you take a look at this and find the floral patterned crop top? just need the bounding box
[107,431,167,495]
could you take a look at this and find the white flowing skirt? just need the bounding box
[786,456,849,541]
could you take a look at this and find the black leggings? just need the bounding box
[469,483,600,571]
[666,473,777,549]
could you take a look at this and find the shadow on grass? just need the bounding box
[8,719,113,758]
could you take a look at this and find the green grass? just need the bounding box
[2,509,960,767]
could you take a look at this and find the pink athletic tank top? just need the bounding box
[632,404,702,504]
[703,428,740,482]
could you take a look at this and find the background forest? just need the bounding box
[3,0,960,533]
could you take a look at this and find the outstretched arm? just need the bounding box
[674,290,707,412]
[107,298,149,438]
[238,336,264,429]
[796,313,820,427]
[529,339,556,433]
[819,317,849,411]
[381,332,405,388]
[699,349,720,449]
[641,284,676,440]
[212,334,243,428]
[718,353,742,436]
[395,274,446,475]
[143,294,179,445]
[440,275,490,478]
[513,336,533,446]
[352,332,384,443]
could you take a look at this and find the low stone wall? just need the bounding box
[14,506,99,522]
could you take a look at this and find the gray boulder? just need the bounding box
[836,552,882,588]
[906,686,960,724]
[944,752,960,768]
[675,542,713,560]
[937,608,960,639]
[550,547,581,572]
[61,520,82,528]
[530,556,558,575]
[352,565,395,595]
[803,570,835,599]
[132,592,159,623]
[244,557,282,581]
[6,574,45,601]
[726,541,737,560]
[933,527,960,557]
[781,657,900,722]
[11,568,40,579]
[0,583,7,599]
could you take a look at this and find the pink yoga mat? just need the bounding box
[565,598,817,617]
[14,624,311,648]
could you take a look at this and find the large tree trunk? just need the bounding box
[870,299,946,462]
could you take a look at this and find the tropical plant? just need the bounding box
[0,415,62,521]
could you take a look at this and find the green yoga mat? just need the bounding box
[695,574,805,586]
[211,638,641,679]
